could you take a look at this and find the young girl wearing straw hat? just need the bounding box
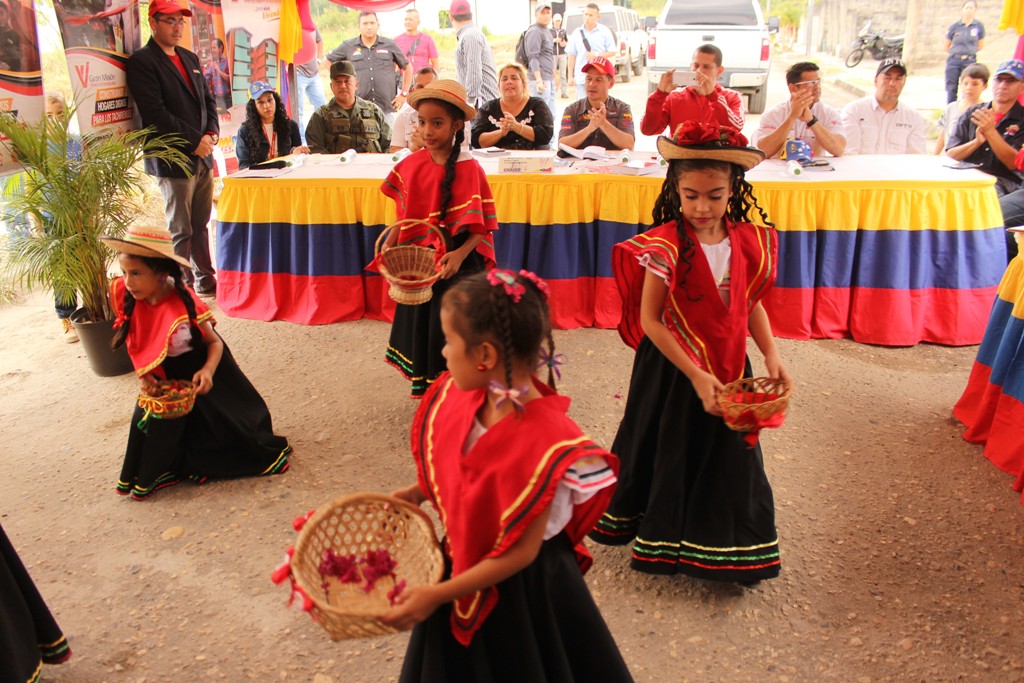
[101,227,290,500]
[589,123,792,585]
[376,79,499,398]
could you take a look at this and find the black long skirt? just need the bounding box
[590,337,781,583]
[399,533,633,683]
[117,339,290,500]
[385,233,486,398]
[0,524,71,683]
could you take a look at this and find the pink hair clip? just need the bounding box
[488,380,529,412]
[487,268,526,302]
[518,270,550,300]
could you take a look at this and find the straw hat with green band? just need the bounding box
[100,227,191,269]
[406,79,477,120]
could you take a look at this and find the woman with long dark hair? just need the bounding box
[235,81,308,169]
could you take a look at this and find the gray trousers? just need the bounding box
[157,164,216,289]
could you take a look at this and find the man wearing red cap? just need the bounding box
[640,44,744,138]
[126,0,219,296]
[558,56,634,155]
[449,0,498,109]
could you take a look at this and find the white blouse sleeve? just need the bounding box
[544,454,618,540]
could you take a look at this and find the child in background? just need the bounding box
[935,62,989,154]
[102,227,290,500]
[590,123,791,585]
[378,80,498,398]
[383,269,633,682]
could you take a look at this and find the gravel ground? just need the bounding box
[2,288,1023,683]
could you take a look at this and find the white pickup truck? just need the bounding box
[647,0,779,114]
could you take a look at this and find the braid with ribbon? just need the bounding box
[172,275,205,350]
[111,285,136,349]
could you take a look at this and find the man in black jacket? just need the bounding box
[126,0,219,295]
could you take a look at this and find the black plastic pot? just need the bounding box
[70,309,135,377]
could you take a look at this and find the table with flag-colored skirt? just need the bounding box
[954,241,1024,504]
[215,153,1006,346]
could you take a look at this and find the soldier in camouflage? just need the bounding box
[306,60,392,154]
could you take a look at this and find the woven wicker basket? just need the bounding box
[292,493,444,641]
[374,219,446,305]
[717,377,792,432]
[136,379,197,420]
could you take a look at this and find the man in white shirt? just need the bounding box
[565,3,617,101]
[752,61,846,158]
[389,67,437,153]
[841,58,926,154]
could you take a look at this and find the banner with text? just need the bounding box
[0,0,45,175]
[54,0,142,135]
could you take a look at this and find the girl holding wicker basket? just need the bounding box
[382,269,633,682]
[101,227,290,500]
[588,123,792,585]
[376,80,499,398]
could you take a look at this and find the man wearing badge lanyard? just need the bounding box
[394,9,438,74]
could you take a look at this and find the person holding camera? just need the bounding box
[640,44,744,137]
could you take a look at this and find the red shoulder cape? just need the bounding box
[612,220,777,383]
[111,277,213,376]
[410,372,618,645]
[378,149,498,267]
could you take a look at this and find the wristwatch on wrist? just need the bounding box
[209,133,219,144]
[400,90,409,96]
[806,116,819,128]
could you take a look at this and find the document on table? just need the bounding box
[233,167,296,178]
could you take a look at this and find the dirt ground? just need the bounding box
[2,286,1023,683]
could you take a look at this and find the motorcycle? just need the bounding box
[845,20,904,68]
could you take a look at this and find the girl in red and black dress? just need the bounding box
[102,227,290,500]
[383,270,633,683]
[378,80,498,398]
[590,123,792,585]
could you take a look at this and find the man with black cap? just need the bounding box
[946,59,1024,196]
[841,58,926,154]
[305,60,391,154]
[126,0,219,296]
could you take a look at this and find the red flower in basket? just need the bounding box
[673,121,749,148]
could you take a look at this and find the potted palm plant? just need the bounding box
[0,107,189,376]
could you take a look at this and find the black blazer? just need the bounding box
[127,37,220,177]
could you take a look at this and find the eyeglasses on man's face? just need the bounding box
[155,17,187,27]
[793,79,821,89]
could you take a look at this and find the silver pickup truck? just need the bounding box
[647,0,779,114]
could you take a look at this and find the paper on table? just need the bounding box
[558,143,609,160]
[233,167,296,178]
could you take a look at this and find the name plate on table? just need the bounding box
[499,155,554,174]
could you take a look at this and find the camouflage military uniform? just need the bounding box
[305,97,391,154]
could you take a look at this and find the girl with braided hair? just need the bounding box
[383,269,633,682]
[377,80,498,398]
[102,227,290,501]
[589,123,792,585]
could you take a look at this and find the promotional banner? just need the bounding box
[0,0,44,175]
[54,0,142,135]
[219,0,283,169]
[184,0,238,169]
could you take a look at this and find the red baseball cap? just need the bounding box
[149,0,192,18]
[450,0,471,16]
[582,56,615,82]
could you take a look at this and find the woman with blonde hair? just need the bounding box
[470,62,553,150]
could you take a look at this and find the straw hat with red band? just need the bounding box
[406,79,477,120]
[100,227,192,269]
[149,0,192,18]
[656,121,765,171]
